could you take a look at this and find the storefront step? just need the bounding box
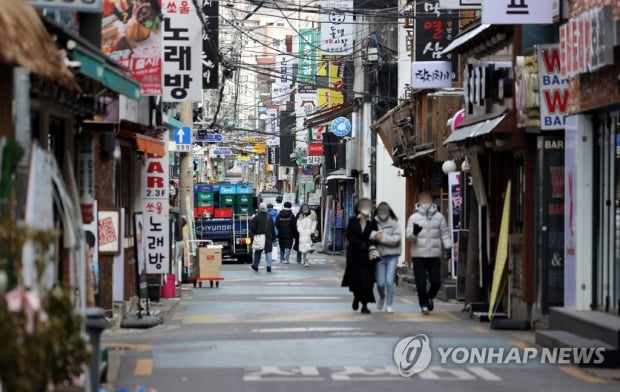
[535,329,619,368]
[549,307,620,349]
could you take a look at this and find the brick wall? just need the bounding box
[568,0,620,113]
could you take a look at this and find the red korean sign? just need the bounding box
[308,142,324,156]
[102,0,163,96]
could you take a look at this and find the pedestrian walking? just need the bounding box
[341,199,377,314]
[275,201,297,263]
[371,202,402,314]
[296,204,317,267]
[267,203,279,260]
[250,202,277,273]
[406,192,452,314]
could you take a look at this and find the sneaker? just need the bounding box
[284,260,290,264]
[428,298,434,311]
[421,306,429,315]
[304,260,309,267]
[250,265,258,272]
[266,267,272,273]
[386,306,394,314]
[377,298,384,310]
[361,306,371,314]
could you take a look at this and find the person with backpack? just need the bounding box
[276,202,297,264]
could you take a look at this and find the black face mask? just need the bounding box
[302,209,310,216]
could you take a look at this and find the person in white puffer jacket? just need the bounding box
[406,192,452,315]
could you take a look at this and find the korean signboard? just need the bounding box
[202,0,219,89]
[30,0,102,12]
[78,138,95,223]
[296,89,317,129]
[142,131,170,274]
[306,156,323,165]
[268,147,280,165]
[415,1,458,81]
[102,0,162,95]
[481,0,553,25]
[298,29,318,84]
[439,0,480,9]
[308,142,324,156]
[412,61,453,89]
[276,55,295,86]
[272,83,292,104]
[320,0,354,57]
[538,44,569,130]
[162,0,203,102]
[559,5,615,78]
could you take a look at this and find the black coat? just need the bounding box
[276,209,297,248]
[341,216,377,303]
[251,212,276,253]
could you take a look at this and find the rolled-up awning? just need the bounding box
[403,148,436,161]
[135,133,166,156]
[439,24,491,56]
[443,112,507,145]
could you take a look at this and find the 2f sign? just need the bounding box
[482,0,553,24]
[538,44,569,130]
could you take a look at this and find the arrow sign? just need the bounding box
[175,126,192,145]
[196,132,224,143]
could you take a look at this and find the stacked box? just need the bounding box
[234,204,253,215]
[197,192,214,207]
[220,193,235,206]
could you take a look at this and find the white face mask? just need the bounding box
[420,203,431,210]
[378,213,389,220]
[360,209,371,217]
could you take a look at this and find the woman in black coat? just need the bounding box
[341,198,377,314]
[275,202,297,263]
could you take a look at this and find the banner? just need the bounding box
[102,0,163,95]
[77,138,95,223]
[320,0,354,56]
[142,131,170,274]
[488,181,511,319]
[415,0,458,81]
[412,61,453,89]
[162,0,203,102]
[202,0,219,89]
[298,29,318,84]
[448,172,461,279]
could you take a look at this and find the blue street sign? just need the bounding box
[175,126,192,145]
[214,149,232,155]
[331,117,351,137]
[196,132,224,143]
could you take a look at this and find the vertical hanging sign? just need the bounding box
[162,0,203,102]
[320,0,354,57]
[202,0,219,89]
[78,138,95,223]
[298,29,318,84]
[142,131,170,274]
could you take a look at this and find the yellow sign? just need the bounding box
[243,136,264,143]
[252,144,266,154]
[238,156,250,162]
[488,181,511,320]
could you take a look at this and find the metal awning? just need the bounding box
[443,113,506,145]
[326,174,354,182]
[42,18,141,100]
[403,148,436,161]
[305,99,361,128]
[439,24,491,56]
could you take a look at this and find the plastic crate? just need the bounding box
[235,184,254,194]
[194,206,214,217]
[219,185,236,194]
[220,194,235,205]
[196,184,213,193]
[234,204,253,215]
[236,194,252,204]
[214,208,233,218]
[197,192,215,204]
[197,200,214,207]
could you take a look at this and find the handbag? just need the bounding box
[252,216,270,251]
[368,245,382,263]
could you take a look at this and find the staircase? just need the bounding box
[535,307,620,368]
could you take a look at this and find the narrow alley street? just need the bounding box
[103,255,619,392]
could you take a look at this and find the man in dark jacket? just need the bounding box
[276,201,297,264]
[251,203,277,272]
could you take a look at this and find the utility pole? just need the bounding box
[179,101,194,217]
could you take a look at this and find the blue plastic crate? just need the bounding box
[219,184,236,194]
[235,184,254,194]
[195,184,213,193]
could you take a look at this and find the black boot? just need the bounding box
[352,298,359,311]
[361,304,371,314]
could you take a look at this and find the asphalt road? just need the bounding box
[103,254,619,392]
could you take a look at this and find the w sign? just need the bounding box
[538,44,569,130]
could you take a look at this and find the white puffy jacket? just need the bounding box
[406,203,451,258]
[297,211,317,254]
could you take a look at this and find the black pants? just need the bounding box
[412,257,441,307]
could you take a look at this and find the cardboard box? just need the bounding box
[198,246,222,278]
